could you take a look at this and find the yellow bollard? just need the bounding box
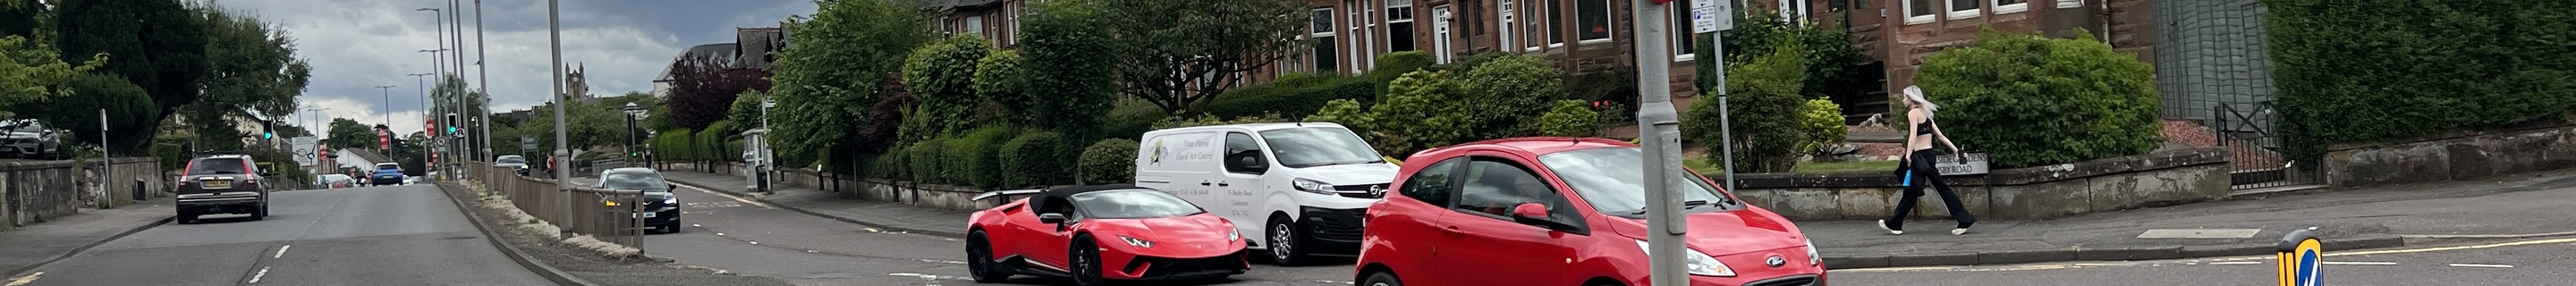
[2275,227,2322,286]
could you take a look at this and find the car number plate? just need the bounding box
[637,212,657,218]
[203,180,232,188]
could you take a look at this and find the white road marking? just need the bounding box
[887,273,970,281]
[247,266,271,283]
[748,241,759,245]
[5,272,40,286]
[917,259,967,265]
[274,245,292,258]
[2323,261,2396,265]
[2329,238,2576,257]
[2208,261,2262,265]
[2449,264,2514,268]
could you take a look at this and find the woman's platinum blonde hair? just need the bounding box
[1903,85,1939,112]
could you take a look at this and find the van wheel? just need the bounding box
[1360,271,1402,286]
[1267,215,1312,266]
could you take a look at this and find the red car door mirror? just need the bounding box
[1509,203,1548,222]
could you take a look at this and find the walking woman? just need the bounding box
[1880,86,1976,235]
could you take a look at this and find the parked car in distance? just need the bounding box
[963,185,1250,286]
[1353,138,1825,286]
[1133,122,1395,265]
[594,167,682,233]
[175,155,275,223]
[495,155,530,176]
[314,174,354,189]
[369,163,407,186]
[0,119,64,159]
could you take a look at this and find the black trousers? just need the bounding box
[1887,149,1975,230]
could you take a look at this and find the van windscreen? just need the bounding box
[1258,127,1384,168]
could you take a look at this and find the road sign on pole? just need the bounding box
[290,137,321,166]
[1690,0,1730,33]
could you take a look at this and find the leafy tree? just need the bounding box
[1091,0,1309,114]
[973,50,1031,125]
[34,73,148,146]
[1916,29,2159,168]
[1018,0,1117,139]
[727,89,767,130]
[1361,71,1475,156]
[0,35,101,120]
[0,0,41,38]
[323,118,373,151]
[195,5,310,123]
[900,36,991,138]
[665,52,772,130]
[56,0,207,141]
[768,0,929,166]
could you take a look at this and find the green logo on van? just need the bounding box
[1150,139,1166,165]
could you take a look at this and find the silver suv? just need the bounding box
[0,119,64,159]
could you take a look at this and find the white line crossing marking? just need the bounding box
[2208,261,2263,265]
[274,245,292,258]
[916,259,967,265]
[5,272,41,286]
[2449,264,2514,268]
[888,273,970,281]
[247,266,271,283]
[2323,261,2396,265]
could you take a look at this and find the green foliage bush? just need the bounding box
[2268,0,2576,160]
[871,148,908,180]
[998,131,1069,188]
[1202,73,1375,121]
[1684,41,1809,173]
[767,0,930,167]
[1306,99,1368,134]
[1538,100,1599,137]
[38,73,152,147]
[1796,98,1847,156]
[657,129,699,161]
[1709,13,1874,101]
[1916,29,2160,168]
[1099,99,1168,141]
[1076,139,1139,185]
[906,138,948,183]
[1362,71,1476,156]
[902,36,995,138]
[1461,54,1567,135]
[1019,0,1118,139]
[1366,51,1438,95]
[945,126,1018,189]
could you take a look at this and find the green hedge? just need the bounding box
[906,138,947,183]
[998,131,1069,188]
[1076,139,1137,185]
[1461,54,1567,136]
[1917,29,2160,168]
[946,126,1018,189]
[1202,73,1376,121]
[1796,98,1847,156]
[870,148,908,180]
[1366,51,1438,96]
[2269,0,2576,160]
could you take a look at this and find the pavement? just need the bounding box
[7,184,556,286]
[0,198,174,279]
[657,168,2576,270]
[1825,236,2576,285]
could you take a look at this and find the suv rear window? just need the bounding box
[189,158,250,175]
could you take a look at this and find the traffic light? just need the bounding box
[446,114,460,134]
[261,121,275,139]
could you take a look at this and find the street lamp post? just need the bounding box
[374,85,396,125]
[548,0,570,240]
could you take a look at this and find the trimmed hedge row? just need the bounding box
[1201,73,1375,121]
[1077,139,1138,185]
[883,127,1089,189]
[2269,0,2576,160]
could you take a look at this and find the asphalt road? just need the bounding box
[9,184,554,286]
[1826,237,2576,285]
[647,184,1361,286]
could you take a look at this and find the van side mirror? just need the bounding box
[1228,151,1267,173]
[1038,213,1067,224]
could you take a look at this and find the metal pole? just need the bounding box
[100,109,111,204]
[549,0,570,239]
[476,0,492,188]
[377,85,395,126]
[1631,0,1686,285]
[450,0,468,181]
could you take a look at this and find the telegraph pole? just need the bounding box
[476,0,493,182]
[1636,1,1726,285]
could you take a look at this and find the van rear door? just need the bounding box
[1135,130,1225,212]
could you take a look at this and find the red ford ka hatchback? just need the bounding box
[964,185,1250,285]
[1354,138,1826,286]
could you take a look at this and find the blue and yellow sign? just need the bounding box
[2275,227,2323,286]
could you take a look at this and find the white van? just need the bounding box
[1134,122,1396,265]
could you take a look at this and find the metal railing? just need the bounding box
[2213,102,2321,189]
[472,162,646,248]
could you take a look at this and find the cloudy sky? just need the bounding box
[220,0,817,139]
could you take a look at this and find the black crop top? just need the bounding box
[1915,119,1936,136]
